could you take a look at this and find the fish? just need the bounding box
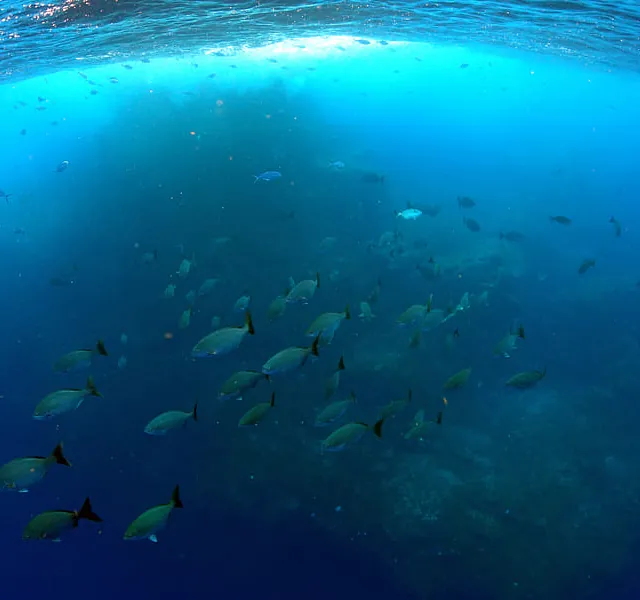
[315,392,356,426]
[0,190,12,204]
[395,208,422,220]
[233,294,251,312]
[124,485,183,543]
[0,443,70,492]
[185,290,197,306]
[218,370,269,401]
[361,172,384,184]
[550,215,572,226]
[176,257,194,279]
[321,419,384,452]
[53,340,108,372]
[499,231,526,242]
[404,410,429,440]
[55,160,70,173]
[238,392,276,427]
[328,161,345,170]
[609,216,622,237]
[262,336,320,376]
[457,196,476,209]
[162,284,176,298]
[117,355,127,370]
[253,171,282,183]
[306,305,350,338]
[367,278,382,304]
[506,367,547,389]
[33,376,102,420]
[141,249,158,264]
[443,368,471,390]
[267,295,287,321]
[463,216,481,232]
[493,325,525,358]
[397,303,428,327]
[210,315,221,329]
[358,301,375,321]
[22,497,102,541]
[191,311,254,358]
[198,278,218,296]
[325,356,346,399]
[421,308,446,332]
[144,403,198,435]
[178,308,193,330]
[379,389,412,420]
[286,273,320,304]
[578,259,596,275]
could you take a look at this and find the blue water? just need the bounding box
[2,2,640,599]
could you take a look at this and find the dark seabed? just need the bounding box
[1,2,640,599]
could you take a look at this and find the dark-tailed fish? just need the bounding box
[0,443,70,493]
[233,293,251,312]
[506,367,547,389]
[397,302,428,327]
[253,171,281,183]
[184,290,197,306]
[404,410,429,440]
[578,259,596,274]
[124,485,183,543]
[421,308,446,331]
[267,295,287,321]
[144,403,198,435]
[358,301,375,321]
[549,215,572,226]
[238,392,275,427]
[33,376,102,420]
[198,278,218,297]
[499,231,526,242]
[379,389,412,420]
[443,367,471,390]
[325,356,346,399]
[262,336,320,376]
[417,260,441,281]
[306,305,350,338]
[22,497,102,541]
[321,419,384,452]
[609,216,622,237]
[286,273,320,304]
[176,257,194,279]
[218,370,269,401]
[54,340,108,373]
[315,391,356,427]
[463,216,481,232]
[191,311,254,358]
[162,283,176,298]
[493,325,525,358]
[178,307,193,330]
[361,172,384,184]
[457,196,476,209]
[395,207,422,221]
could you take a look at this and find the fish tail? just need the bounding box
[86,376,102,397]
[372,419,384,439]
[245,310,255,335]
[349,391,357,403]
[270,392,275,407]
[315,272,321,288]
[193,402,198,422]
[171,485,184,509]
[344,304,351,320]
[311,335,320,357]
[436,411,443,425]
[407,389,413,402]
[77,497,102,523]
[51,442,71,467]
[96,339,108,356]
[337,356,345,371]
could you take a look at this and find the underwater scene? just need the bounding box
[1,1,640,599]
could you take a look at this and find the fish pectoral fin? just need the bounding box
[148,534,158,543]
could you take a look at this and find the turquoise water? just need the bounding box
[1,2,640,599]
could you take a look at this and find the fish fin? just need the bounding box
[52,442,71,467]
[86,376,102,397]
[270,392,275,407]
[311,335,320,357]
[349,391,357,403]
[337,356,345,371]
[193,402,198,422]
[171,485,184,509]
[149,534,158,543]
[436,411,443,425]
[77,497,102,523]
[407,389,412,402]
[96,339,108,356]
[245,310,255,335]
[315,272,321,288]
[344,304,351,320]
[372,419,384,438]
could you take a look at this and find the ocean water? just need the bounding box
[1,1,640,599]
